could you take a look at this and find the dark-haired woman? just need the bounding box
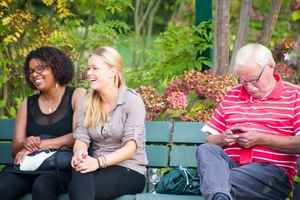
[0,46,86,200]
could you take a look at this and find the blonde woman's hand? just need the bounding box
[71,149,88,168]
[74,155,99,174]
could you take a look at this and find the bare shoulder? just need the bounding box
[73,87,87,97]
[72,87,87,108]
[18,98,28,114]
[15,98,28,123]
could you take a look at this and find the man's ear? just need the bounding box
[268,63,275,69]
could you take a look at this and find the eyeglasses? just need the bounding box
[28,65,47,77]
[238,65,266,85]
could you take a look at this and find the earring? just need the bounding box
[56,83,58,88]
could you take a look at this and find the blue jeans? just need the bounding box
[196,143,291,200]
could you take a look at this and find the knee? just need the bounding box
[32,180,52,194]
[196,143,219,158]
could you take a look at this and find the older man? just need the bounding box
[196,43,300,200]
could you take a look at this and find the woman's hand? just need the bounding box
[22,136,41,152]
[14,148,31,165]
[73,156,99,174]
[71,149,88,168]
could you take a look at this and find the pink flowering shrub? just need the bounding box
[136,70,238,122]
[166,92,189,110]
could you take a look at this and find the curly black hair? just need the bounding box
[23,46,75,90]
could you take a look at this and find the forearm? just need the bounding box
[39,133,75,149]
[205,134,225,147]
[11,142,24,158]
[98,140,136,167]
[73,139,88,152]
[258,134,300,154]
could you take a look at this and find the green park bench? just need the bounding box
[0,119,206,200]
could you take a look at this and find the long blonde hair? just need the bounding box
[83,46,124,127]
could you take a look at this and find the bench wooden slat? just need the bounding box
[172,122,206,144]
[145,121,172,168]
[145,121,172,144]
[169,122,206,168]
[0,143,13,165]
[19,193,136,200]
[146,145,170,168]
[136,193,204,200]
[0,119,15,165]
[169,146,198,168]
[0,118,15,140]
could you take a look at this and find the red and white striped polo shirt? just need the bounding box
[202,74,300,184]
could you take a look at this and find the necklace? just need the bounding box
[42,93,63,113]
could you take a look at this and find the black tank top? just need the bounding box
[26,86,75,137]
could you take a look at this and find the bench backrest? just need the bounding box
[0,119,15,165]
[145,121,172,168]
[169,122,206,168]
[0,119,174,167]
[0,119,206,169]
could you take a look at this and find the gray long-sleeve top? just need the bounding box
[73,86,148,175]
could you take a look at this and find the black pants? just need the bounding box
[0,170,71,200]
[68,165,145,200]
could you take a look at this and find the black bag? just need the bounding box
[156,166,201,195]
[18,135,73,171]
[19,144,73,171]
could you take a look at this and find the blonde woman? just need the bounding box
[69,46,147,200]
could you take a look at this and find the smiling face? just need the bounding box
[28,58,56,92]
[87,55,117,92]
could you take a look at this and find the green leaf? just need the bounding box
[0,100,6,108]
[190,101,204,112]
[292,10,300,21]
[9,107,16,117]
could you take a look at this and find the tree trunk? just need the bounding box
[258,0,282,47]
[228,0,253,74]
[213,0,230,76]
[132,0,161,68]
[147,0,162,49]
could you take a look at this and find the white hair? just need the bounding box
[233,43,275,73]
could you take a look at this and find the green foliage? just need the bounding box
[292,10,300,21]
[229,0,300,48]
[125,21,213,89]
[0,0,133,118]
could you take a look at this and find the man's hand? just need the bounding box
[236,129,259,148]
[222,129,240,146]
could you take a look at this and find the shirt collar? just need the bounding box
[115,85,127,105]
